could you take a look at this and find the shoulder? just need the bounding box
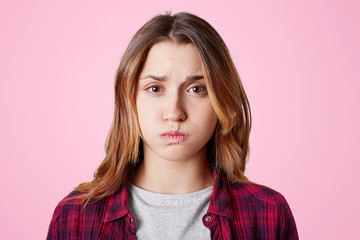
[49,191,109,227]
[228,181,293,217]
[47,191,113,239]
[47,187,132,239]
[50,191,86,224]
[224,181,299,239]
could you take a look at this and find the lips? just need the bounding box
[161,131,189,143]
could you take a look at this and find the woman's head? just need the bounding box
[76,11,251,202]
[136,41,218,164]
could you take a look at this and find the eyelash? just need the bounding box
[145,84,207,95]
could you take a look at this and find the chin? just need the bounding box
[159,152,187,160]
[160,148,201,162]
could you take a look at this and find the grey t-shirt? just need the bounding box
[127,183,213,240]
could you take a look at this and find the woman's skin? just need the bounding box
[129,41,218,194]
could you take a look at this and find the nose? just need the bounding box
[162,91,187,122]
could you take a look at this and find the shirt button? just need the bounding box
[129,218,133,223]
[205,216,212,222]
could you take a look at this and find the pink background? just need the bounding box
[1,0,359,239]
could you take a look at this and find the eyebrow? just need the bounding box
[139,75,204,81]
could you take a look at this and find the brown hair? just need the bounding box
[74,11,252,203]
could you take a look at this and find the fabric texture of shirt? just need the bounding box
[127,182,212,239]
[47,169,299,239]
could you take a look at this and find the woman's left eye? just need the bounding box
[189,85,207,94]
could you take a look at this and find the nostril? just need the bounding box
[162,112,186,122]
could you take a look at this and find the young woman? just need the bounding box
[47,12,299,240]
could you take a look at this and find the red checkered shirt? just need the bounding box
[47,169,299,239]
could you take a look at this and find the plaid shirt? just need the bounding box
[47,169,298,239]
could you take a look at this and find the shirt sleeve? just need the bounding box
[46,203,62,240]
[46,215,59,240]
[278,200,299,240]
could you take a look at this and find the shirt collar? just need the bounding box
[103,167,233,223]
[103,181,131,223]
[207,168,233,220]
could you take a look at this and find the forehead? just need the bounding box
[140,41,204,75]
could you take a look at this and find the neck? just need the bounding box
[129,147,214,194]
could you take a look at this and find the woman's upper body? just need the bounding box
[47,168,298,240]
[47,12,299,240]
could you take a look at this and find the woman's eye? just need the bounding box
[189,86,207,94]
[146,85,162,93]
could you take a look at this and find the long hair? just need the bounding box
[74,11,252,203]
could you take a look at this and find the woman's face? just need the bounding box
[136,41,218,162]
